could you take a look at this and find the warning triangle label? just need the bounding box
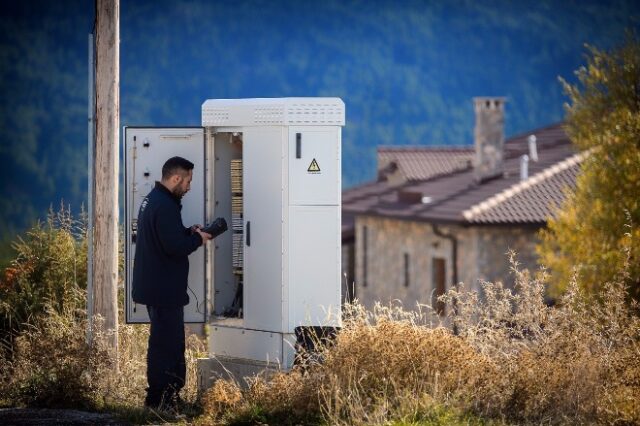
[307,158,321,173]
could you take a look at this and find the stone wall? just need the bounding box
[474,226,542,290]
[352,215,542,311]
[354,216,458,312]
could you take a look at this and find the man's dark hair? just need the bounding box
[162,156,194,180]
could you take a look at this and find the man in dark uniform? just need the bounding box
[132,156,212,411]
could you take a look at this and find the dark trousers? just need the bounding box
[145,305,186,406]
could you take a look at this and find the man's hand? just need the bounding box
[190,224,203,233]
[195,228,213,244]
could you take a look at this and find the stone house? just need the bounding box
[341,98,584,313]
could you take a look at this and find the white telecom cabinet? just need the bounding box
[124,98,344,381]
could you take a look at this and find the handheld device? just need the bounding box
[201,217,228,238]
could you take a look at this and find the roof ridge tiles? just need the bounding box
[462,151,587,221]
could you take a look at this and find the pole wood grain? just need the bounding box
[93,0,119,364]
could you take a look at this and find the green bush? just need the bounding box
[0,206,87,342]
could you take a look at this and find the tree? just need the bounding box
[537,34,640,302]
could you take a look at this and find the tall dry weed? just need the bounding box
[0,292,206,412]
[442,254,640,424]
[1,288,105,408]
[0,206,207,415]
[3,208,638,424]
[201,304,501,425]
[201,253,640,425]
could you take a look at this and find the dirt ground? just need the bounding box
[0,408,127,425]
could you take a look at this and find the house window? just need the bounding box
[404,253,410,287]
[362,226,368,287]
[341,243,356,304]
[347,243,356,302]
[432,257,446,315]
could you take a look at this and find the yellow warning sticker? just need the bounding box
[307,158,321,173]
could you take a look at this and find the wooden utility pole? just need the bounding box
[92,0,119,362]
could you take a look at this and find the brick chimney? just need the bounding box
[473,97,506,182]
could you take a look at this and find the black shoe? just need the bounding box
[145,396,176,413]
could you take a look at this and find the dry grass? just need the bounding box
[0,207,207,423]
[0,206,205,422]
[2,210,639,424]
[200,254,640,426]
[0,293,206,418]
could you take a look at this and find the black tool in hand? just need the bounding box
[201,217,228,238]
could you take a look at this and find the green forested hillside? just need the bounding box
[0,0,638,248]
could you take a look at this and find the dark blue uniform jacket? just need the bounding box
[132,182,202,306]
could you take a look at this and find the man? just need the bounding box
[132,156,212,411]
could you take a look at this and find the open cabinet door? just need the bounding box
[124,127,206,323]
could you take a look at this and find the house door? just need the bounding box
[432,257,446,315]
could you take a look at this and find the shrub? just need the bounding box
[445,254,640,424]
[2,295,107,409]
[0,206,87,343]
[3,208,639,425]
[0,298,206,414]
[0,207,206,419]
[201,255,640,425]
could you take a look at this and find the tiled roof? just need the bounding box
[462,152,584,224]
[377,146,473,181]
[342,122,580,229]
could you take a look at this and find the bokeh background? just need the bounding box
[0,0,638,250]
